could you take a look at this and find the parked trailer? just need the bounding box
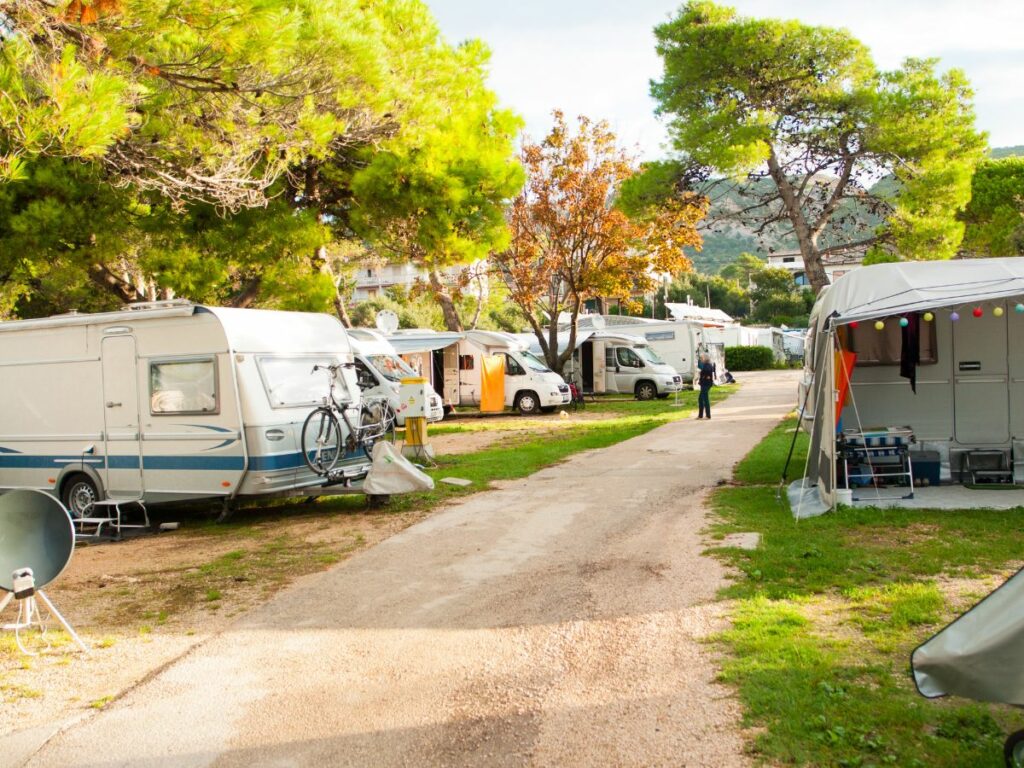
[0,302,371,515]
[347,329,445,425]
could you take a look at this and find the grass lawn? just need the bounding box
[710,418,1024,767]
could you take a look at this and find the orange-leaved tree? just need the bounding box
[493,112,706,375]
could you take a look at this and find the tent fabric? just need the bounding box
[479,355,505,413]
[798,258,1024,516]
[912,565,1024,705]
[835,349,857,426]
[386,332,464,355]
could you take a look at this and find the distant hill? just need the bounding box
[691,176,885,274]
[992,146,1024,159]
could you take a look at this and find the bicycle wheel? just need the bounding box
[358,399,397,459]
[301,407,343,474]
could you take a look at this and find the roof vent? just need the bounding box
[122,299,194,312]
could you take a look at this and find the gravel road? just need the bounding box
[19,370,798,768]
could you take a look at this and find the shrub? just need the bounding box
[725,345,774,371]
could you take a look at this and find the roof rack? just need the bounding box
[122,299,194,312]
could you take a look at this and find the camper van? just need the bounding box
[567,315,722,385]
[0,302,372,515]
[561,332,683,400]
[347,329,444,425]
[454,330,570,415]
[385,329,464,412]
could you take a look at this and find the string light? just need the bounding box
[923,312,934,322]
[973,307,984,318]
[899,317,909,328]
[994,306,1005,317]
[950,311,960,322]
[874,320,885,331]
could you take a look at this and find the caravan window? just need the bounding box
[501,353,525,376]
[847,316,937,366]
[150,358,218,415]
[258,356,353,408]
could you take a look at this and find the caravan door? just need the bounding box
[101,335,144,496]
[443,344,460,405]
[592,341,607,393]
[953,304,1009,444]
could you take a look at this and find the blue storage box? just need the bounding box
[911,451,941,486]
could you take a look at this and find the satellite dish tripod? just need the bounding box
[0,568,89,655]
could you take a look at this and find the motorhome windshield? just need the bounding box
[637,346,665,365]
[258,356,352,407]
[366,354,416,382]
[519,350,552,373]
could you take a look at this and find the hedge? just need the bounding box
[725,345,774,371]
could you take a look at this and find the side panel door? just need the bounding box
[953,304,1009,445]
[443,345,460,405]
[593,341,607,393]
[101,335,143,496]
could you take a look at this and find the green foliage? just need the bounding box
[960,158,1024,257]
[724,345,774,371]
[1,1,523,320]
[646,2,986,290]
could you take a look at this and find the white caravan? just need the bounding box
[347,329,444,424]
[0,301,372,515]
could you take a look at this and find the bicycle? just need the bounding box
[300,363,397,476]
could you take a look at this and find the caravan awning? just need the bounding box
[386,332,464,354]
[814,258,1024,325]
[521,330,596,356]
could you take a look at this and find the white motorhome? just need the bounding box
[385,328,569,415]
[347,329,444,424]
[455,330,570,415]
[560,315,722,386]
[553,331,683,400]
[0,302,372,516]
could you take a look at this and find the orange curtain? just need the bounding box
[834,348,857,426]
[480,355,506,412]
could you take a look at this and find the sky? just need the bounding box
[426,0,1024,160]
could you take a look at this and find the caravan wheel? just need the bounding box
[61,474,98,518]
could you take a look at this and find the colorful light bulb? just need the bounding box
[923,312,934,322]
[950,311,960,322]
[994,306,1005,317]
[874,320,885,331]
[899,317,909,328]
[973,307,984,318]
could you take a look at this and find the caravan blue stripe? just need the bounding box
[0,451,366,472]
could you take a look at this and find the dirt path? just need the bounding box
[16,371,798,768]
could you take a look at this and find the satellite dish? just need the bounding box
[590,315,606,330]
[0,490,75,592]
[375,310,400,334]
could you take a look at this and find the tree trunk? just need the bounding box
[429,269,464,332]
[230,277,262,308]
[766,147,831,294]
[333,295,353,328]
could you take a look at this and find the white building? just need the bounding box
[766,248,866,287]
[352,260,489,302]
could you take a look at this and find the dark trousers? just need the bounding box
[698,384,712,417]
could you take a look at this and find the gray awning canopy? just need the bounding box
[386,332,464,354]
[522,330,596,357]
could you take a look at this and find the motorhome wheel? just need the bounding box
[61,474,99,518]
[516,391,540,415]
[635,381,657,401]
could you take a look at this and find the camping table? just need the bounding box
[838,427,916,501]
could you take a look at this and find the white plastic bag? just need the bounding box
[362,441,435,495]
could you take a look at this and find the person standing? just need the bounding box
[697,354,714,419]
